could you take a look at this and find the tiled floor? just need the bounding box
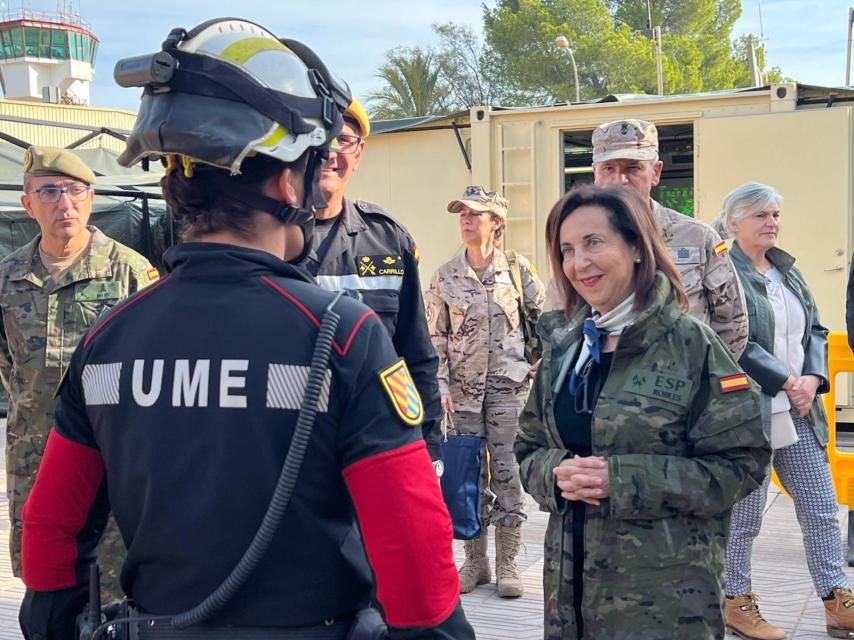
[0,450,851,638]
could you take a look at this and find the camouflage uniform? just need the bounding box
[653,200,748,358]
[0,226,155,600]
[425,249,544,526]
[515,272,770,639]
[544,201,748,359]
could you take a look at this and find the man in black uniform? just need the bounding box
[299,100,443,465]
[18,19,473,640]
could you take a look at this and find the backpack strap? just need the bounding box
[505,250,524,302]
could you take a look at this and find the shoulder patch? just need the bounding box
[669,246,702,265]
[719,373,750,393]
[412,243,420,263]
[378,359,423,427]
[146,267,160,282]
[713,241,728,256]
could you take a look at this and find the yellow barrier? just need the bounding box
[772,331,854,505]
[825,331,854,507]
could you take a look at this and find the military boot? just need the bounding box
[494,525,524,598]
[458,529,490,593]
[725,593,786,640]
[824,587,854,638]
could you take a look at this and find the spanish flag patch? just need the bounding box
[714,241,729,256]
[379,359,423,427]
[412,243,421,263]
[720,373,750,393]
[146,267,160,281]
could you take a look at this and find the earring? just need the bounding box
[634,257,641,264]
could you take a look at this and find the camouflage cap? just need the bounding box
[23,146,96,185]
[591,119,659,163]
[447,185,509,218]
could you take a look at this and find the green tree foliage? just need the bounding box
[481,0,785,104]
[433,22,502,107]
[483,0,656,103]
[368,0,784,116]
[732,34,785,85]
[367,47,451,119]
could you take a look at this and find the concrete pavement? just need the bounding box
[0,453,850,638]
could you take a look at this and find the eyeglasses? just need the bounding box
[28,184,92,204]
[331,134,362,155]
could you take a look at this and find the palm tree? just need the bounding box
[368,47,451,119]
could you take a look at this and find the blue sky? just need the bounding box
[9,0,853,111]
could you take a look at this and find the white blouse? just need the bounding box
[765,267,806,413]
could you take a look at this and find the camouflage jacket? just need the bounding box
[515,273,770,640]
[0,227,155,502]
[543,202,749,360]
[425,249,544,413]
[653,200,748,359]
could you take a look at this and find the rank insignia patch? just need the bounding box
[379,359,423,426]
[357,256,377,276]
[719,373,750,393]
[714,241,729,256]
[357,255,404,277]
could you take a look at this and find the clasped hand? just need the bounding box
[553,455,610,506]
[783,375,820,418]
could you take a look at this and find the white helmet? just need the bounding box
[115,18,352,260]
[118,18,350,173]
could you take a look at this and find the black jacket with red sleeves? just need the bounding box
[20,243,472,639]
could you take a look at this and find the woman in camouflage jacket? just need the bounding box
[426,186,545,598]
[515,185,770,640]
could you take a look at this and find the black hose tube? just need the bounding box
[171,290,344,627]
[91,290,346,639]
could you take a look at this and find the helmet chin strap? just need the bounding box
[203,152,330,264]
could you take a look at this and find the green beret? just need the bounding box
[23,146,96,185]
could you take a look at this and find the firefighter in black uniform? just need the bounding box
[19,19,473,640]
[299,100,443,465]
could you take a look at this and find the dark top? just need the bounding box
[19,243,472,639]
[553,349,614,640]
[300,198,442,460]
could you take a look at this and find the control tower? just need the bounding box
[0,4,97,104]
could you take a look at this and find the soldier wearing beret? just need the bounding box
[0,146,156,602]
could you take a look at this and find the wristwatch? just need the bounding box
[433,460,445,478]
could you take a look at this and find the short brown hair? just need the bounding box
[162,152,308,241]
[545,185,687,317]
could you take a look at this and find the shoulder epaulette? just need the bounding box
[354,199,389,216]
[353,200,412,240]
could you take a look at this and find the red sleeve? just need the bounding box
[22,429,105,591]
[343,439,459,629]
